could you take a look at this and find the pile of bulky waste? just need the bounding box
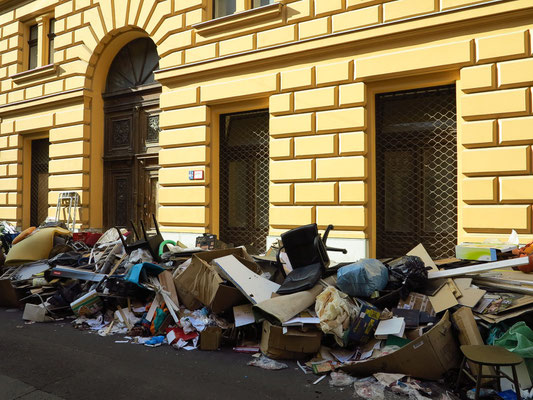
[1,218,533,400]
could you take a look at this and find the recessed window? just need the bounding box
[48,18,56,65]
[252,0,274,7]
[214,0,236,18]
[213,0,275,18]
[28,24,38,70]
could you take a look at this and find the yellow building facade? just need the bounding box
[0,0,532,260]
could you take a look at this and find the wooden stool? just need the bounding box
[456,345,523,400]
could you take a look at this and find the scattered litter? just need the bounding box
[329,371,355,387]
[247,355,288,370]
[2,219,533,397]
[313,375,327,385]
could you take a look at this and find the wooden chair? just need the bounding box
[456,344,523,400]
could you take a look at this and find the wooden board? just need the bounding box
[214,255,280,304]
[158,270,180,308]
[428,257,526,280]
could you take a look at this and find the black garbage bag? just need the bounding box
[48,282,83,308]
[48,251,82,267]
[386,255,430,299]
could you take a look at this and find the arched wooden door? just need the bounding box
[103,38,161,230]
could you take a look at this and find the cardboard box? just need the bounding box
[22,303,53,322]
[260,320,322,360]
[455,243,516,262]
[347,300,381,344]
[70,290,103,316]
[341,311,461,380]
[0,279,20,307]
[200,326,222,350]
[174,248,258,314]
[397,292,435,316]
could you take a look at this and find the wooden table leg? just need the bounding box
[512,365,522,400]
[456,356,466,392]
[475,362,483,400]
[495,365,501,392]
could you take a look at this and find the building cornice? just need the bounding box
[155,0,530,83]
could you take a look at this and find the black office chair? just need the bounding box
[140,214,164,262]
[276,224,347,294]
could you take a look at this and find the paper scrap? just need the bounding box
[233,304,255,327]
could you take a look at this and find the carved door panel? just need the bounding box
[103,106,160,230]
[105,165,134,228]
[103,110,137,229]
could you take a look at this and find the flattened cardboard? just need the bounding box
[174,248,256,313]
[452,307,494,379]
[253,284,323,324]
[429,283,459,313]
[261,320,322,360]
[341,311,461,380]
[213,255,280,304]
[457,287,486,308]
[409,244,458,311]
[407,244,438,271]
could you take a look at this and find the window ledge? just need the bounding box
[11,64,57,84]
[193,3,283,36]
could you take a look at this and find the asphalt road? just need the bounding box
[0,308,354,400]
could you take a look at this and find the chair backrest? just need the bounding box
[280,223,330,270]
[140,214,164,262]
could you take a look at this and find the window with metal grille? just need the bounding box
[28,24,38,70]
[30,138,50,227]
[375,85,457,260]
[219,110,269,252]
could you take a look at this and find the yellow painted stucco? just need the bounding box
[0,0,531,255]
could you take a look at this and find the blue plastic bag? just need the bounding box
[336,259,388,297]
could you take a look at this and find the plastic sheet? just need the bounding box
[247,355,288,370]
[495,321,533,375]
[337,259,388,297]
[329,371,355,387]
[353,378,385,400]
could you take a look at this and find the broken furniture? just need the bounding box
[276,224,347,295]
[141,214,164,262]
[456,345,523,400]
[115,214,164,262]
[4,226,71,266]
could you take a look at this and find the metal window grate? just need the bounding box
[30,138,50,227]
[376,85,457,260]
[219,110,270,252]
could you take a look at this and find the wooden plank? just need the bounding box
[473,279,533,295]
[428,257,527,279]
[158,270,180,308]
